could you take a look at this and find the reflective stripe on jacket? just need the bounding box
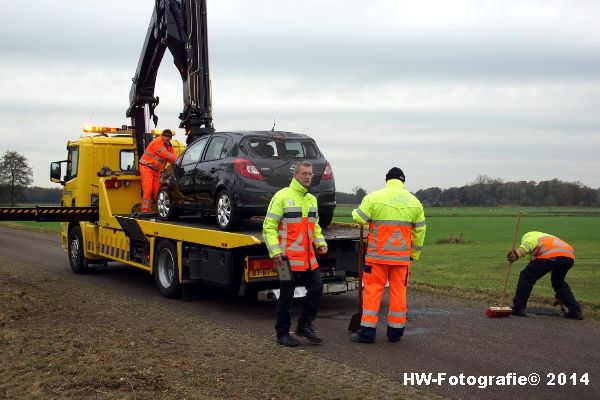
[262,178,327,271]
[352,179,426,265]
[518,231,575,260]
[139,136,177,171]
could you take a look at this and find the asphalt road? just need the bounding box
[1,226,598,400]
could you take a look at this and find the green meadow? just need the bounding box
[0,221,61,233]
[335,206,600,317]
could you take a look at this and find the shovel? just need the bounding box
[348,225,364,331]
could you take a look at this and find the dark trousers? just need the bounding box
[275,267,323,337]
[513,256,580,312]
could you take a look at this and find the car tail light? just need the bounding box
[322,161,334,180]
[247,257,275,271]
[234,158,264,180]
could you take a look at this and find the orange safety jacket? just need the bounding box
[526,234,575,260]
[139,136,177,171]
[278,206,319,270]
[365,221,416,266]
[263,178,327,271]
[352,180,426,264]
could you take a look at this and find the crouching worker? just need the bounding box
[507,231,583,320]
[262,161,328,347]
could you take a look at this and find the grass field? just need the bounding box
[0,221,61,233]
[335,206,600,317]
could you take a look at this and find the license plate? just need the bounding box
[248,269,278,279]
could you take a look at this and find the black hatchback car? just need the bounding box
[157,130,336,230]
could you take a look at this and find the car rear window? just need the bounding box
[247,138,320,159]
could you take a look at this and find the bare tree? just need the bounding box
[0,150,33,206]
[352,186,368,203]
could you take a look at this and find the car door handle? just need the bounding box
[210,168,217,173]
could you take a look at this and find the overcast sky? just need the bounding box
[1,0,599,193]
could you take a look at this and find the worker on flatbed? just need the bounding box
[351,167,426,343]
[263,161,328,347]
[507,231,584,319]
[139,130,177,213]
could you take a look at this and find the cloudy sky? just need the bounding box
[1,0,599,193]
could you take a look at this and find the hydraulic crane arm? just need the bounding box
[126,0,214,163]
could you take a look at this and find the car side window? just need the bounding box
[181,137,208,165]
[203,137,229,161]
[67,146,79,180]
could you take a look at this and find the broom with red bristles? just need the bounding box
[485,211,522,318]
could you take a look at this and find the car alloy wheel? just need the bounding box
[217,193,232,226]
[157,190,171,219]
[215,190,239,230]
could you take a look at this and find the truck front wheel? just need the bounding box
[68,226,95,274]
[154,240,182,298]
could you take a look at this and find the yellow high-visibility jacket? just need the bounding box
[518,231,575,260]
[352,179,426,262]
[262,178,327,271]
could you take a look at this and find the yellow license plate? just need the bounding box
[248,269,278,279]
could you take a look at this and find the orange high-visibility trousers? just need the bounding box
[360,262,409,329]
[140,164,161,212]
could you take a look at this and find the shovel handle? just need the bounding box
[358,225,364,306]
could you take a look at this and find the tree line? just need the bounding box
[414,175,600,207]
[2,150,599,208]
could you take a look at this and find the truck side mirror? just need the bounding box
[50,161,65,185]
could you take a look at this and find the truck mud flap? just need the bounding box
[115,215,150,265]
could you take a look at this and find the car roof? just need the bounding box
[214,130,313,140]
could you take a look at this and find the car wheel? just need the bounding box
[153,240,182,298]
[157,188,179,221]
[215,190,240,231]
[68,226,96,274]
[319,209,334,228]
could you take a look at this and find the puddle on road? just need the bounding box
[403,327,433,336]
[409,308,453,316]
[320,308,453,320]
[527,307,561,316]
[318,312,435,335]
[319,311,355,321]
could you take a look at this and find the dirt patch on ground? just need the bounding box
[0,257,437,400]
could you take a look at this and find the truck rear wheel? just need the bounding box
[68,226,95,274]
[154,240,182,298]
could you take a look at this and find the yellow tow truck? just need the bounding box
[0,125,360,300]
[0,0,361,299]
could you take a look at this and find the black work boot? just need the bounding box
[511,307,527,317]
[350,327,376,344]
[565,308,584,320]
[386,327,404,343]
[277,334,299,347]
[295,322,322,344]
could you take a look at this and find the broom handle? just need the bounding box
[500,212,522,307]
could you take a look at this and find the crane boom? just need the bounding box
[126,0,214,164]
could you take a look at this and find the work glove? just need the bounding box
[506,249,520,263]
